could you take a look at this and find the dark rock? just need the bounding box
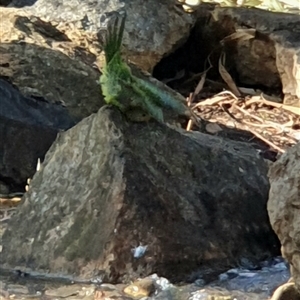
[0,79,75,130]
[0,0,12,6]
[1,106,279,283]
[0,79,75,193]
[0,42,103,121]
[7,0,35,7]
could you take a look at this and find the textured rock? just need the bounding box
[197,7,300,107]
[7,0,195,71]
[0,79,74,130]
[0,8,103,193]
[1,106,279,283]
[0,79,75,193]
[0,9,104,120]
[268,142,300,291]
[270,280,300,300]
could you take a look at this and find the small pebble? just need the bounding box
[123,277,155,298]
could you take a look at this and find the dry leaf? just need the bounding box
[218,53,241,97]
[221,29,256,43]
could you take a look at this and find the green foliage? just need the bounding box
[102,12,126,65]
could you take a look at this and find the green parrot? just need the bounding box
[99,11,200,124]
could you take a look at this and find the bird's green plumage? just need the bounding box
[99,11,191,123]
[99,12,132,111]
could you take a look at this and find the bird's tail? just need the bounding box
[102,11,126,64]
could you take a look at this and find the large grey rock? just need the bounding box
[268,142,300,292]
[1,106,279,283]
[7,0,195,71]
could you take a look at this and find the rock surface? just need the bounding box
[0,0,11,6]
[6,0,195,71]
[1,106,279,283]
[0,79,75,193]
[0,8,105,121]
[268,142,300,292]
[194,6,300,107]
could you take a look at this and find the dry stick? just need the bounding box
[193,71,207,98]
[231,103,288,151]
[246,95,300,116]
[190,89,295,150]
[242,120,283,131]
[186,93,194,131]
[193,62,212,98]
[189,59,213,104]
[218,53,241,97]
[235,102,297,135]
[186,120,193,131]
[220,102,242,122]
[193,90,238,109]
[221,28,256,44]
[233,105,283,132]
[234,104,266,123]
[253,108,295,127]
[0,207,16,222]
[244,125,285,153]
[0,215,12,222]
[186,61,212,132]
[224,100,287,151]
[217,90,239,100]
[188,54,213,107]
[187,92,194,107]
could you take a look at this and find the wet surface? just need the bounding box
[209,257,290,296]
[0,257,290,299]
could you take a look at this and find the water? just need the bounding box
[0,257,290,299]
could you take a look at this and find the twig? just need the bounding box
[246,95,300,116]
[244,126,285,153]
[218,53,241,97]
[186,93,194,131]
[186,119,193,131]
[233,104,294,133]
